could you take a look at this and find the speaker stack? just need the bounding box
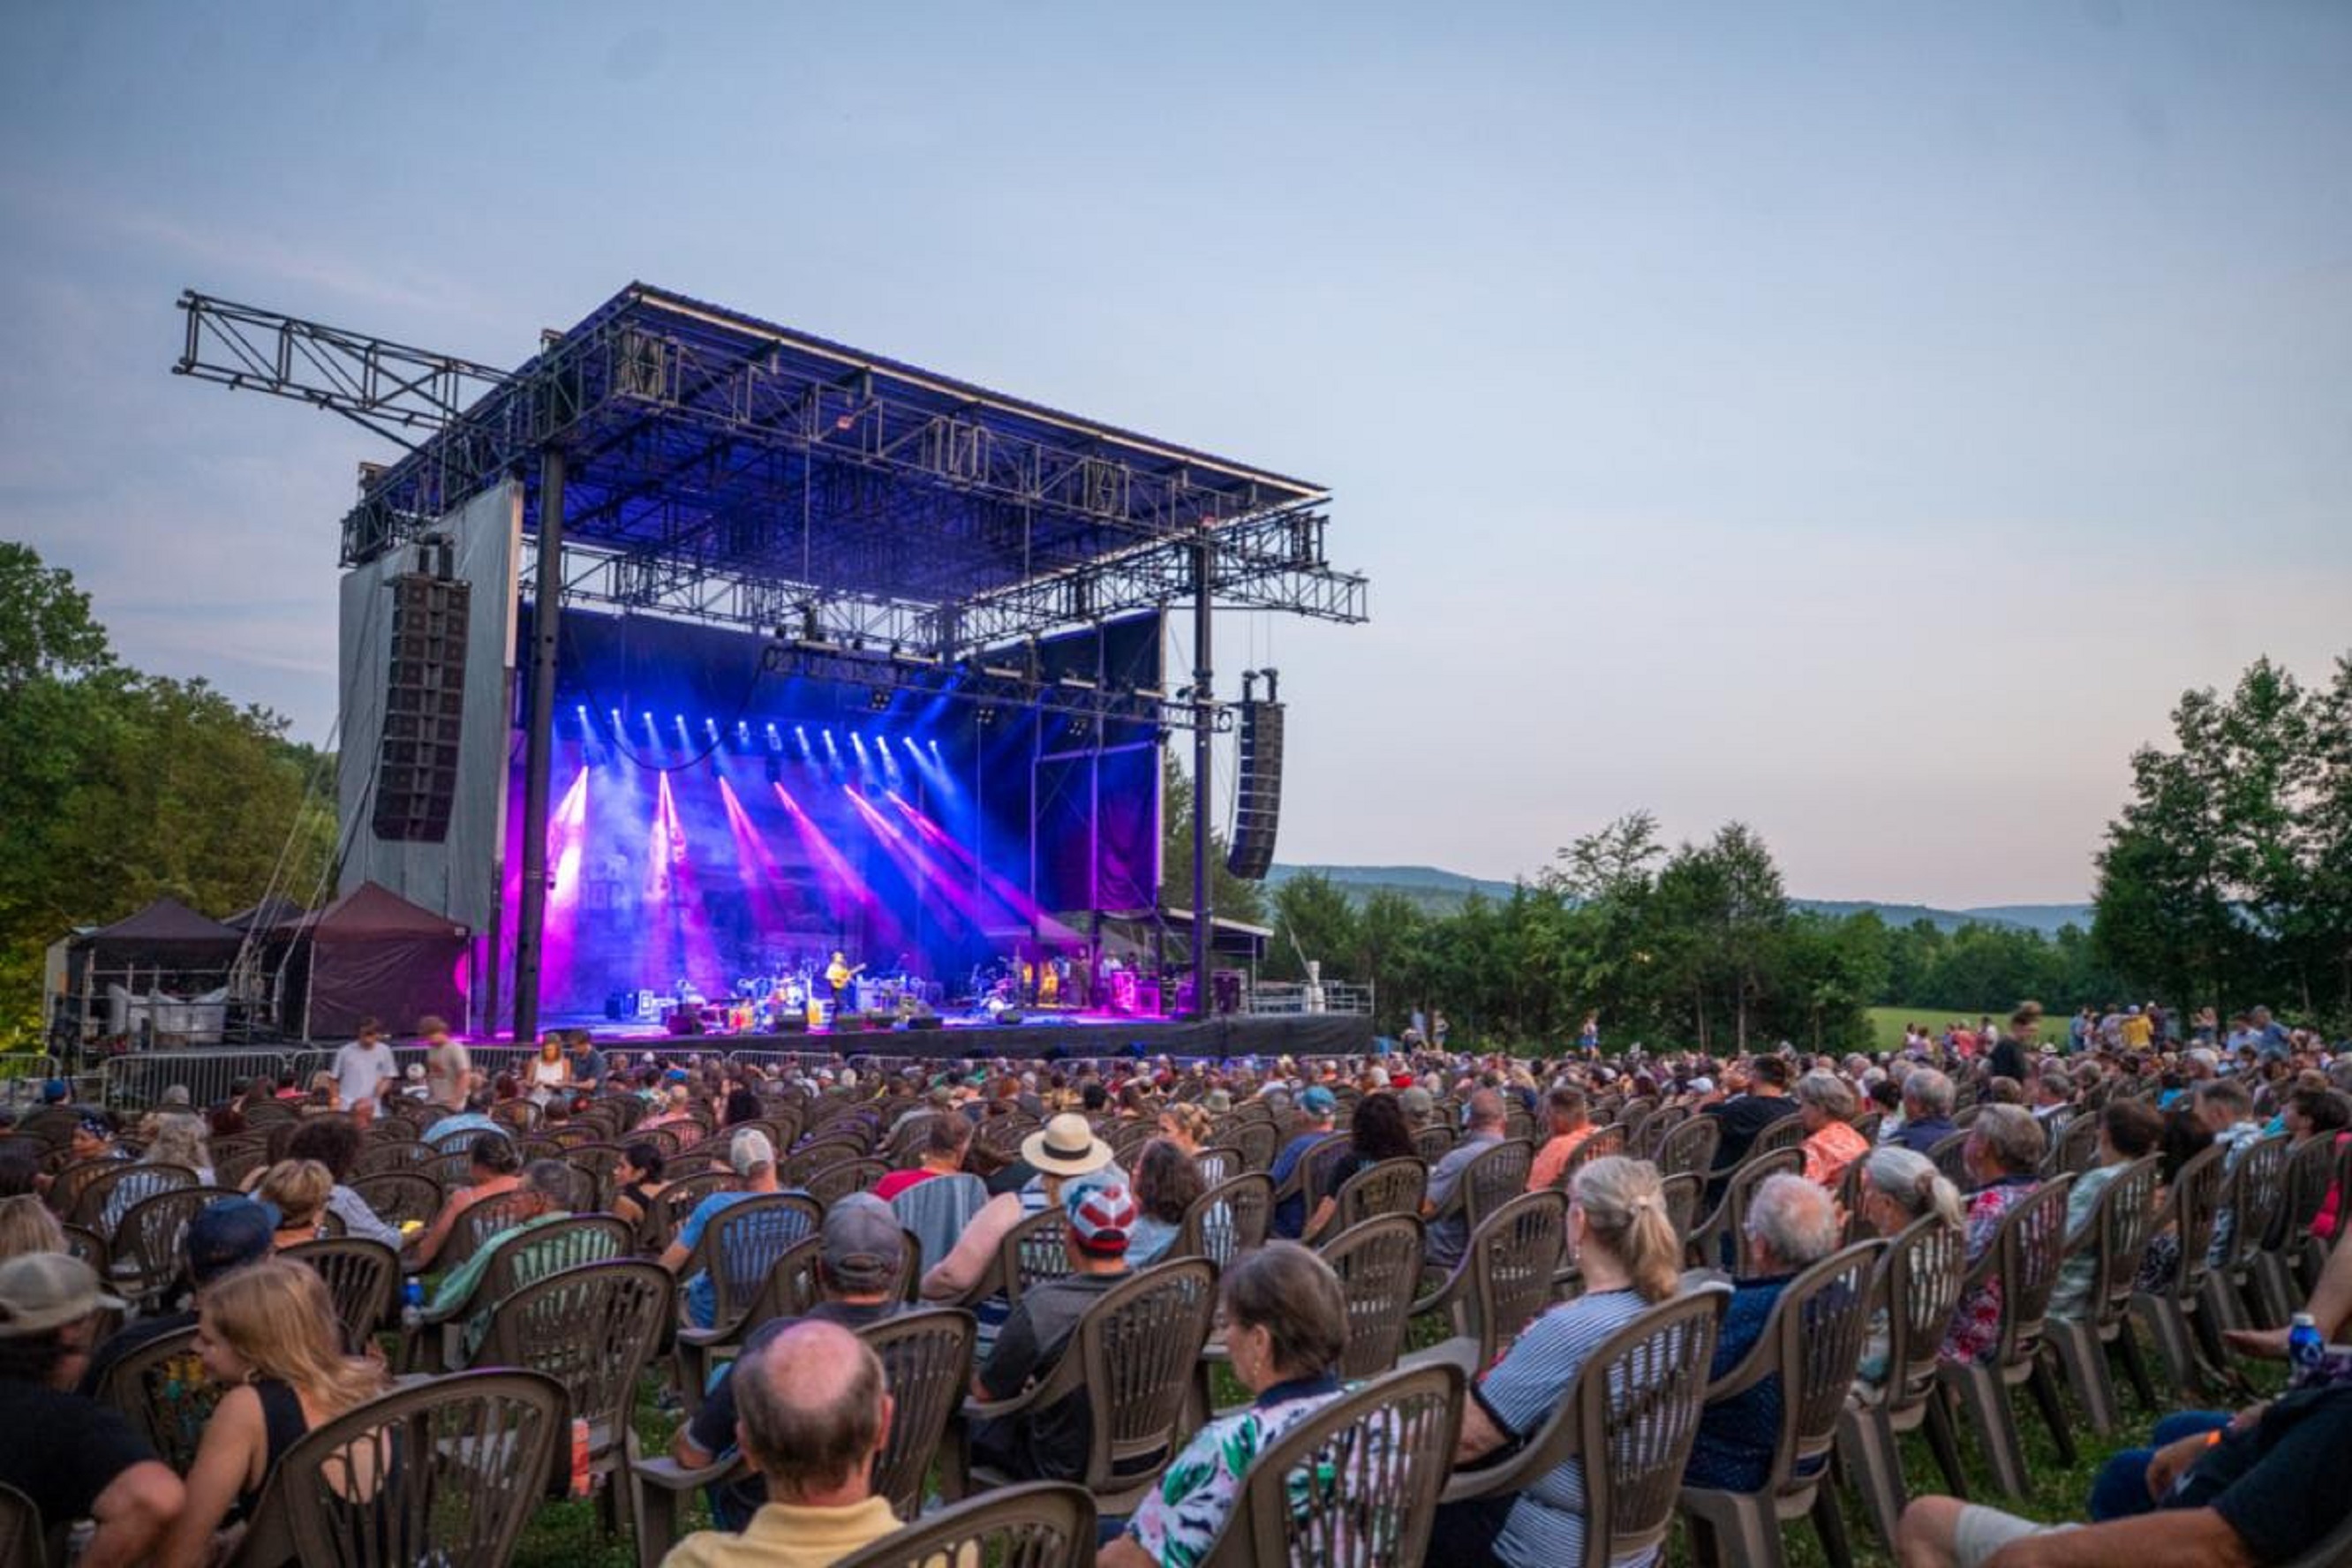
[370,545,470,844]
[1225,698,1285,880]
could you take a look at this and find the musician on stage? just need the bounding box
[824,950,863,1003]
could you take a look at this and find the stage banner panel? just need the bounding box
[334,481,522,937]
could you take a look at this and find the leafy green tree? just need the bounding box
[1158,752,1269,927]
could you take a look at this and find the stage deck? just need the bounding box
[539,1009,1374,1062]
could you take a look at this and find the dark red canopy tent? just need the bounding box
[280,882,470,1040]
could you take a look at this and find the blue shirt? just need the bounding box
[1267,1131,1331,1239]
[1474,1287,1651,1568]
[1684,1274,1796,1491]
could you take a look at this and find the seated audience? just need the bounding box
[1302,1091,1415,1237]
[1102,1242,1350,1568]
[406,1133,525,1270]
[0,1194,64,1261]
[1893,1069,1959,1156]
[1525,1087,1600,1194]
[81,1197,276,1395]
[968,1175,1139,1482]
[658,1322,902,1568]
[0,1253,185,1566]
[1267,1089,1341,1239]
[254,1159,335,1249]
[1127,1137,1202,1265]
[2047,1098,2166,1322]
[1423,1090,1507,1270]
[1941,1105,2047,1365]
[1794,1072,1870,1188]
[156,1258,390,1568]
[675,1194,910,1530]
[660,1129,783,1330]
[611,1140,668,1241]
[921,1114,1113,1301]
[285,1114,403,1248]
[1684,1173,1843,1491]
[872,1113,971,1202]
[1428,1155,1684,1568]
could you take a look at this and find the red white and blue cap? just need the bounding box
[1064,1175,1138,1256]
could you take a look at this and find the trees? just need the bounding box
[2092,652,2351,1024]
[1157,753,1270,929]
[0,543,334,1047]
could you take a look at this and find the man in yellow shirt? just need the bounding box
[2121,1006,2154,1052]
[660,1321,901,1568]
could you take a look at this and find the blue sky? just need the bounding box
[4,1,2347,906]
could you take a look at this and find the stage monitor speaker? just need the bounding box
[994,1010,1025,1026]
[908,1014,943,1032]
[370,562,470,844]
[1225,698,1285,881]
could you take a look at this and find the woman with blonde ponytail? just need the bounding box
[1429,1156,1684,1567]
[158,1259,390,1568]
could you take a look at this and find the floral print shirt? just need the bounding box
[1940,1178,2038,1365]
[1125,1375,1345,1567]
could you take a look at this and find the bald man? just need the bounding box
[659,1321,901,1568]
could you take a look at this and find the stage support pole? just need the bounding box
[1190,531,1213,1017]
[512,448,566,1044]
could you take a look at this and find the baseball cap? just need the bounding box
[160,1084,192,1107]
[1064,1175,1138,1256]
[729,1128,776,1176]
[40,1079,68,1104]
[1300,1086,1337,1116]
[820,1194,904,1293]
[1688,1076,1716,1094]
[0,1254,125,1337]
[187,1197,279,1284]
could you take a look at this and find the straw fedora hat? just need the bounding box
[1020,1112,1112,1178]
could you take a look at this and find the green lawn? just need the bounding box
[1864,1006,2073,1057]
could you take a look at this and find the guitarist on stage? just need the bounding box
[823,950,865,1005]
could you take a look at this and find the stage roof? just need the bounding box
[327,283,1364,656]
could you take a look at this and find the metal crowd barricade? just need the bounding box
[102,1049,292,1112]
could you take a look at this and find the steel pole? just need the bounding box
[512,448,565,1043]
[1191,533,1213,1016]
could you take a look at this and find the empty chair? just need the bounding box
[1317,1215,1427,1381]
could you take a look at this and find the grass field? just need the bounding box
[1865,1006,2073,1057]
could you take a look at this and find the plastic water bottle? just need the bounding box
[400,1278,425,1332]
[569,1416,592,1497]
[2289,1312,2325,1386]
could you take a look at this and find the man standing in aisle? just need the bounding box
[332,1018,399,1128]
[419,1015,471,1112]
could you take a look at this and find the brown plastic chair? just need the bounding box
[59,1222,109,1274]
[1413,1124,1458,1163]
[424,1150,486,1189]
[1315,1157,1429,1238]
[45,1156,126,1220]
[1630,1104,1692,1160]
[2206,1133,2291,1332]
[1192,1145,1244,1187]
[2130,1142,2228,1394]
[1662,1172,1705,1247]
[1937,1176,2075,1498]
[1688,1148,1805,1275]
[781,1135,867,1186]
[440,1188,540,1274]
[1655,1116,1723,1181]
[1274,1132,1352,1218]
[1927,1131,1975,1191]
[413,1214,634,1370]
[282,1237,401,1346]
[111,1184,239,1308]
[1195,1362,1464,1568]
[349,1171,441,1231]
[478,1260,671,1542]
[1316,1215,1426,1381]
[673,1233,825,1416]
[353,1139,435,1178]
[999,1204,1076,1307]
[647,1169,737,1251]
[252,1368,566,1568]
[672,1193,822,1395]
[2051,1116,2101,1177]
[1413,1190,1566,1367]
[95,1324,217,1474]
[832,1480,1097,1568]
[1228,1119,1278,1172]
[1678,1240,1884,1568]
[2043,1157,2161,1434]
[806,1157,888,1207]
[0,1480,50,1568]
[73,1162,196,1233]
[1833,1215,1967,1546]
[2266,1133,2341,1314]
[863,1308,979,1513]
[1440,1286,1730,1568]
[1458,1137,1536,1228]
[1172,1174,1273,1269]
[1752,1117,1809,1160]
[965,1258,1218,1515]
[1550,1125,1629,1190]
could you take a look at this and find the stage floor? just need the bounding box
[537,1009,1375,1061]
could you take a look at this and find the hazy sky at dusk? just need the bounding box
[4,1,2347,906]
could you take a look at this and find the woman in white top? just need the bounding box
[526,1036,571,1104]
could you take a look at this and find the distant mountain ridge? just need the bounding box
[1265,864,2093,935]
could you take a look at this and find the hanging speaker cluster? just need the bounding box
[371,541,470,843]
[1225,697,1285,880]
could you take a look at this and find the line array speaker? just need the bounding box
[371,568,470,842]
[1225,699,1285,880]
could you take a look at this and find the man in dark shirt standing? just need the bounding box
[969,1175,1138,1481]
[1985,1006,2034,1087]
[0,1254,184,1567]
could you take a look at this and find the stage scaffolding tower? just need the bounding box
[174,283,1367,1041]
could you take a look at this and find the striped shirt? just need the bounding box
[1475,1286,1651,1568]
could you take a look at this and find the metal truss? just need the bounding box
[757,643,1226,733]
[172,287,1367,650]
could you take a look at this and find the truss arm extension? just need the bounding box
[173,292,509,433]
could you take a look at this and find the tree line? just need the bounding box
[1254,650,2351,1048]
[0,544,335,1048]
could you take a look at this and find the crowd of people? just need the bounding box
[0,996,2348,1568]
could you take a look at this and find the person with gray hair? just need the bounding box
[1894,1068,1958,1156]
[1421,1089,1507,1269]
[426,1158,580,1356]
[1683,1173,1843,1489]
[1794,1072,1869,1187]
[1941,1104,2048,1365]
[659,1320,901,1568]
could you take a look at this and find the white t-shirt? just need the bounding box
[333,1040,397,1107]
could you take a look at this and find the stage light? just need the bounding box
[867,688,890,712]
[901,737,922,758]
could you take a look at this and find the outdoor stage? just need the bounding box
[551,1009,1374,1062]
